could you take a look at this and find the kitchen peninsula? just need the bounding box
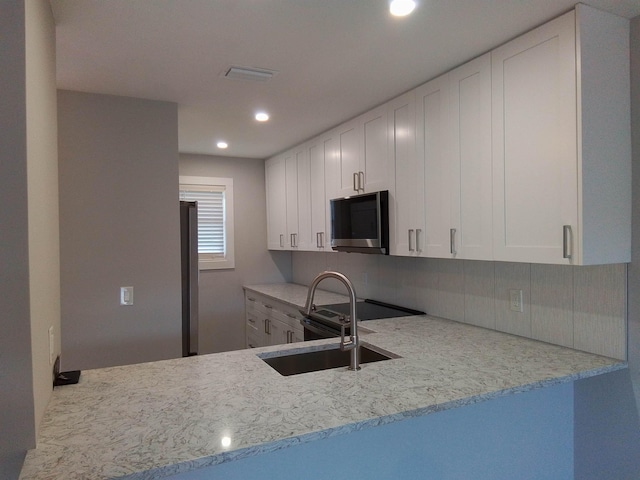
[20,284,629,480]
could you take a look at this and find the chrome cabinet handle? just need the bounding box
[279,234,284,248]
[286,330,294,343]
[359,171,365,192]
[264,319,271,335]
[353,172,358,192]
[450,228,457,255]
[248,317,256,324]
[290,233,298,248]
[263,304,273,309]
[563,225,573,259]
[408,229,415,252]
[317,232,325,249]
[247,297,256,302]
[416,229,422,253]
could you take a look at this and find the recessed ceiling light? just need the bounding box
[255,112,269,122]
[216,141,228,149]
[390,0,416,16]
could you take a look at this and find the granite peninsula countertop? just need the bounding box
[20,283,626,479]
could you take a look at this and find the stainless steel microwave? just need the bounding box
[330,190,389,255]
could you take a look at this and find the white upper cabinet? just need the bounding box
[360,104,392,194]
[266,5,630,264]
[295,146,313,250]
[265,155,287,250]
[284,151,299,249]
[390,91,417,256]
[309,134,334,251]
[335,119,360,196]
[407,55,492,260]
[334,104,393,197]
[415,73,451,258]
[450,53,493,260]
[492,6,630,265]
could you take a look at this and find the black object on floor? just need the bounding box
[54,370,81,386]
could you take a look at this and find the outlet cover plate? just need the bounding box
[509,289,523,312]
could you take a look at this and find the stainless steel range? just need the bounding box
[301,299,424,340]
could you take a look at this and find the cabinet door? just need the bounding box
[360,104,391,193]
[450,53,493,260]
[337,119,361,196]
[245,312,262,348]
[492,12,577,264]
[266,316,289,346]
[415,74,451,258]
[284,152,299,249]
[322,133,340,251]
[265,156,287,250]
[390,91,418,256]
[309,139,328,250]
[295,147,313,250]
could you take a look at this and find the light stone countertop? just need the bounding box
[243,283,351,309]
[20,283,626,480]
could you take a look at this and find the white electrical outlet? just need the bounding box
[120,286,134,306]
[509,289,523,312]
[48,326,54,365]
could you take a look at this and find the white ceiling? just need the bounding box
[50,0,640,159]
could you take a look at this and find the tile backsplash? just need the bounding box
[291,252,627,360]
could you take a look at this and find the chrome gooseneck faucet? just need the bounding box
[303,271,360,371]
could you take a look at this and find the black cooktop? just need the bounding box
[315,299,424,322]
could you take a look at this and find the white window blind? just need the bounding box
[179,176,235,270]
[180,186,225,257]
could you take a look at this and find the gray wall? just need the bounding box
[629,14,640,414]
[179,154,291,354]
[574,369,640,479]
[0,3,34,477]
[58,90,182,371]
[0,2,59,479]
[25,0,61,442]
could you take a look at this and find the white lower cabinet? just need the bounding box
[245,292,304,348]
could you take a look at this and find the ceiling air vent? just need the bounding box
[223,66,277,82]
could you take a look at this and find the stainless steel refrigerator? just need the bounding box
[180,201,199,356]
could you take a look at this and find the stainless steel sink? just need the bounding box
[261,345,397,376]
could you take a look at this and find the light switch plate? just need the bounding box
[120,286,134,306]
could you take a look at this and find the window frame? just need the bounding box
[179,176,235,270]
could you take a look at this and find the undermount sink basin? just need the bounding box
[261,344,397,376]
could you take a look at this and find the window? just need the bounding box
[179,176,234,270]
